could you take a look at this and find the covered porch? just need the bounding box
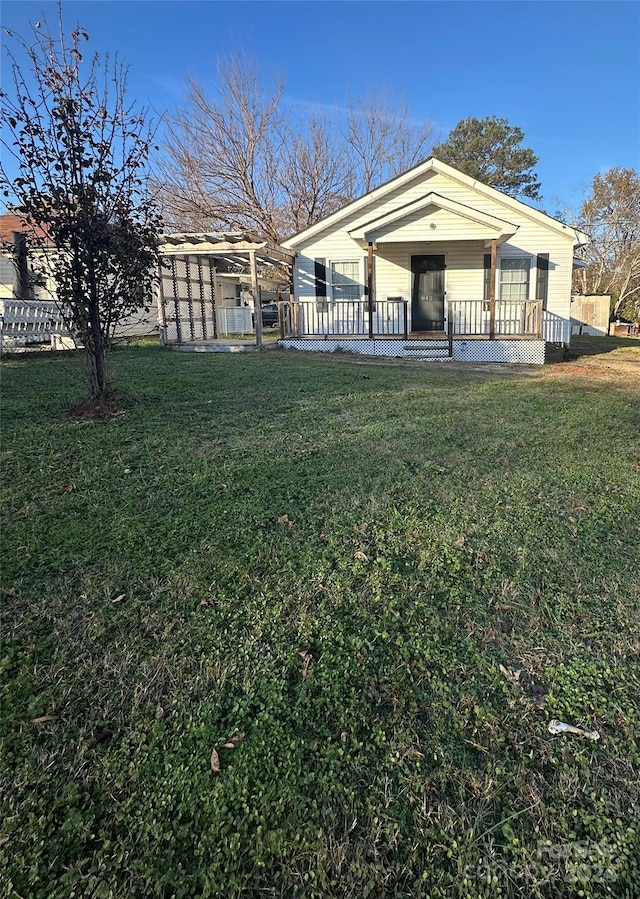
[284,191,548,346]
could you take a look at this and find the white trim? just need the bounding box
[499,256,532,302]
[282,157,589,249]
[328,258,363,303]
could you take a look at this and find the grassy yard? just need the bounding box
[1,345,639,898]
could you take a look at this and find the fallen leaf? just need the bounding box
[568,516,577,524]
[111,594,125,603]
[199,599,210,607]
[340,731,348,742]
[309,740,319,751]
[356,522,369,533]
[298,648,313,678]
[210,747,220,773]
[452,536,466,549]
[3,586,17,596]
[218,483,229,493]
[62,484,74,493]
[354,550,368,561]
[574,505,589,512]
[277,513,294,527]
[32,715,58,724]
[498,663,521,684]
[222,732,245,749]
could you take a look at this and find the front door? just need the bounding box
[411,255,445,331]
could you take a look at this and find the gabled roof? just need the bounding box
[281,157,589,249]
[347,191,518,242]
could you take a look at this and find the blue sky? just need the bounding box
[2,0,639,212]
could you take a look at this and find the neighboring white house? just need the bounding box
[280,157,589,364]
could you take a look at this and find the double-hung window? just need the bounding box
[331,261,361,303]
[499,258,531,302]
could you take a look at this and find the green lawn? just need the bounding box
[1,347,639,899]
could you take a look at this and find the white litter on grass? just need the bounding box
[548,719,600,741]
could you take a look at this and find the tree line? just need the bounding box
[0,10,638,400]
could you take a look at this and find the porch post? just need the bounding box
[367,241,374,339]
[489,238,497,339]
[250,250,262,350]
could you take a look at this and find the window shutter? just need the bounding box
[314,257,328,312]
[536,254,549,309]
[483,253,491,307]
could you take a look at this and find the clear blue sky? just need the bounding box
[2,0,639,212]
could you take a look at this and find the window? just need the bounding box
[499,258,530,302]
[0,255,15,289]
[331,261,361,302]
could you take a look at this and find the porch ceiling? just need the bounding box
[347,192,519,246]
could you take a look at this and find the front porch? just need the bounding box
[282,296,544,341]
[279,289,549,364]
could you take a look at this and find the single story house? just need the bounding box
[280,157,589,363]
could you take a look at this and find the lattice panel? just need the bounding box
[280,339,546,365]
[161,255,217,342]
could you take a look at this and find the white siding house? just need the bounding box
[281,158,589,363]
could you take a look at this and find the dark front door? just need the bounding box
[411,255,445,331]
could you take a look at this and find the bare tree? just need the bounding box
[573,167,640,320]
[157,55,286,242]
[277,117,352,237]
[344,93,437,196]
[156,57,437,241]
[0,10,161,398]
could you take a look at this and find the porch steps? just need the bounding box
[403,341,452,362]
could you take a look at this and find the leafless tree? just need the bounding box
[277,117,352,237]
[158,55,285,242]
[344,93,437,196]
[156,56,437,241]
[573,167,640,320]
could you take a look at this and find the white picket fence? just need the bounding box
[0,298,67,349]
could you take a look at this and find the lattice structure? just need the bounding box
[280,338,546,365]
[160,255,217,343]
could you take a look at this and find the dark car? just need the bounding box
[260,302,286,328]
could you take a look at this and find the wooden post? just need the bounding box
[537,299,543,339]
[250,250,262,350]
[288,273,297,337]
[367,242,374,339]
[489,239,497,339]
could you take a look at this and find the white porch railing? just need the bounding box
[448,300,543,337]
[285,298,408,338]
[284,298,544,339]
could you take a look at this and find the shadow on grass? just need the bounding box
[568,334,640,359]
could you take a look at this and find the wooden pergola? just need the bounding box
[158,232,296,348]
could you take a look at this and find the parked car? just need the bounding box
[260,302,287,327]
